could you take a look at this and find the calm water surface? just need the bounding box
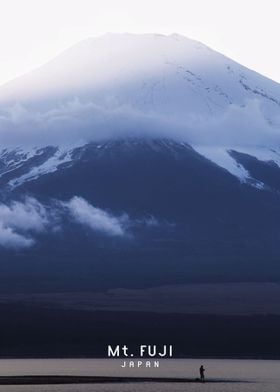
[0,358,279,391]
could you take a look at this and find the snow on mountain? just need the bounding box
[0,33,280,187]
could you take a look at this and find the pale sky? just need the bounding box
[0,0,279,86]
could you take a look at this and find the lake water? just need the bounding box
[0,358,279,391]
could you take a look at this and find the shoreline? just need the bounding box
[0,376,247,385]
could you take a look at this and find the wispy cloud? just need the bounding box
[63,196,128,237]
[0,97,280,149]
[0,223,34,249]
[0,196,162,250]
[0,197,49,249]
[0,99,172,147]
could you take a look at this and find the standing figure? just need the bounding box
[199,365,205,382]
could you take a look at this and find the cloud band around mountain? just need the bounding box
[0,97,280,149]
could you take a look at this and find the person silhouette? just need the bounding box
[199,365,205,382]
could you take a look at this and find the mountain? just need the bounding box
[1,33,280,292]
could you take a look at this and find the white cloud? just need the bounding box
[0,197,49,232]
[0,197,49,249]
[186,99,280,148]
[0,99,175,147]
[0,97,280,151]
[0,195,164,249]
[0,196,129,249]
[0,223,34,249]
[64,196,128,237]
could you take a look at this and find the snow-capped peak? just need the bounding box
[0,33,280,186]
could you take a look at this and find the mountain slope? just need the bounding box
[0,138,279,292]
